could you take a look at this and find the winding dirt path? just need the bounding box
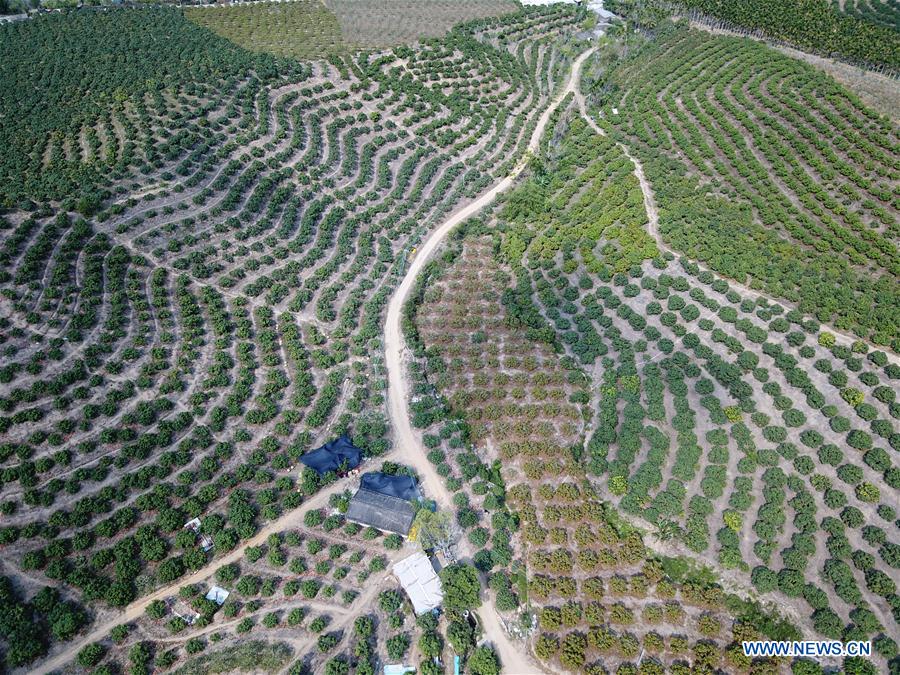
[27,478,356,675]
[576,81,898,364]
[382,46,596,675]
[31,48,594,675]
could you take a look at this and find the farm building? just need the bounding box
[299,436,362,475]
[345,488,415,536]
[205,586,230,606]
[393,551,444,615]
[344,471,421,535]
[359,471,420,501]
[383,666,415,675]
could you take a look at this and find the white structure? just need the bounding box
[172,601,198,625]
[393,552,443,615]
[205,586,230,605]
[384,666,415,675]
[184,517,213,552]
[520,0,614,20]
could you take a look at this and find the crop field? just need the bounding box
[669,0,900,68]
[326,0,520,48]
[0,3,587,672]
[410,60,899,668]
[0,8,300,206]
[185,1,345,59]
[0,1,898,674]
[410,236,799,673]
[132,489,419,675]
[605,27,900,347]
[186,0,521,56]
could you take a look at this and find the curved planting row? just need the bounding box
[606,27,899,347]
[0,5,583,671]
[473,107,898,670]
[411,231,800,674]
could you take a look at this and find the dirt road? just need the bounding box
[382,45,597,675]
[575,77,898,364]
[32,48,596,675]
[28,478,352,675]
[384,47,596,508]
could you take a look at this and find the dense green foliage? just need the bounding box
[0,7,297,205]
[606,27,899,346]
[679,0,900,67]
[0,576,87,670]
[439,563,482,612]
[832,0,900,32]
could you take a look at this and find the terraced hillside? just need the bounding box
[1,3,898,674]
[411,234,799,673]
[0,4,587,672]
[409,49,899,668]
[604,27,899,348]
[0,8,303,207]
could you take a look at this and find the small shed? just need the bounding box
[184,517,213,552]
[384,666,415,675]
[393,551,443,615]
[345,489,415,536]
[172,601,198,625]
[300,436,362,476]
[205,586,230,606]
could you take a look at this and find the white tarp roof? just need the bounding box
[393,552,443,615]
[205,586,230,605]
[384,667,415,675]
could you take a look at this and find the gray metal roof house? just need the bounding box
[345,488,415,536]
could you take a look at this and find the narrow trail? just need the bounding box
[27,476,360,675]
[31,50,595,675]
[383,48,596,675]
[575,59,851,658]
[151,580,384,646]
[576,82,898,364]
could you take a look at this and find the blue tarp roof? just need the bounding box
[300,436,362,475]
[360,472,419,501]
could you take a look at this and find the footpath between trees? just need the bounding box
[29,48,598,675]
[382,48,598,675]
